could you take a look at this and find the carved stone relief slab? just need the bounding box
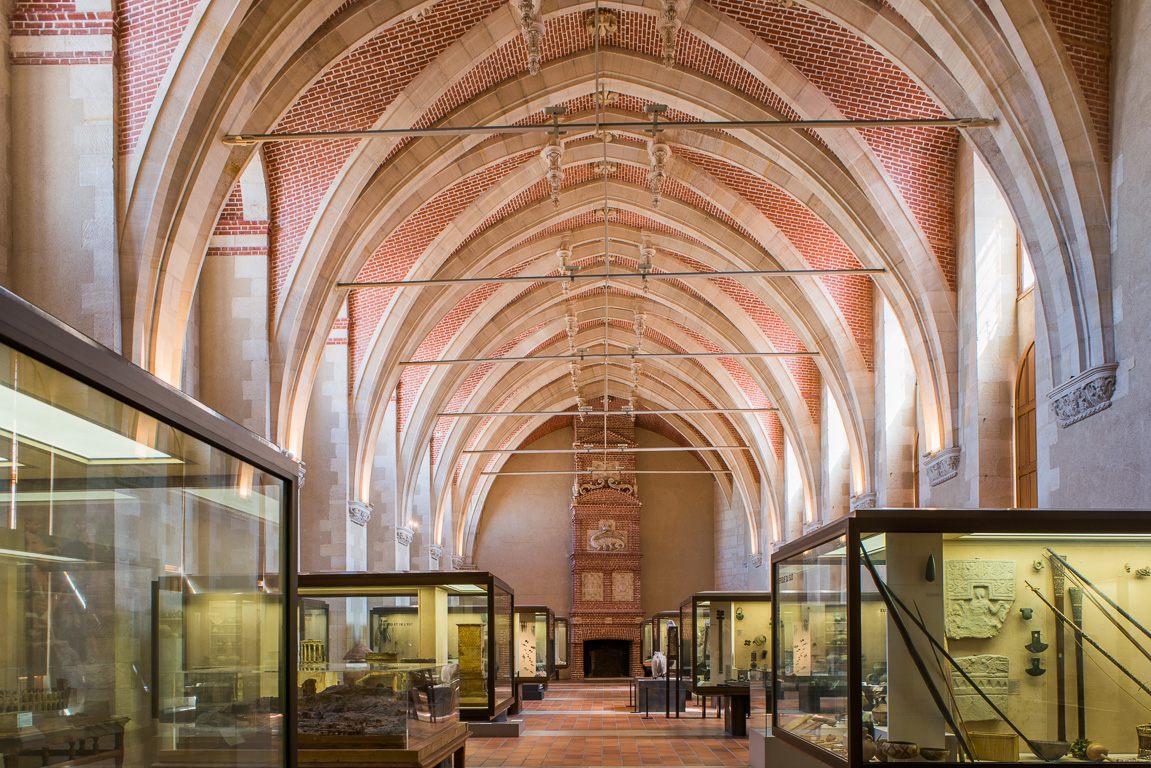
[945,560,1015,638]
[582,572,604,602]
[612,572,633,602]
[951,655,1009,721]
[588,520,627,551]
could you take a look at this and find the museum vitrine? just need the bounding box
[772,508,1151,767]
[514,606,554,683]
[678,592,773,694]
[555,617,569,671]
[0,287,296,768]
[296,572,515,722]
[642,611,680,675]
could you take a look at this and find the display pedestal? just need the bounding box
[634,679,688,713]
[520,683,544,701]
[465,714,524,737]
[750,729,828,768]
[299,722,468,768]
[723,694,750,737]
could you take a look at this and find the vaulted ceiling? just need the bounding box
[120,0,1111,552]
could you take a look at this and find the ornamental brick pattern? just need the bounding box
[117,0,199,152]
[570,407,644,680]
[1044,0,1111,159]
[9,2,114,66]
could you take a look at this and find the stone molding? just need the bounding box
[923,446,961,486]
[348,501,372,526]
[1048,362,1119,427]
[850,492,877,511]
[396,527,414,547]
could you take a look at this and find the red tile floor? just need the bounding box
[467,681,751,767]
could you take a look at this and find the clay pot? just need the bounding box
[1087,743,1109,762]
[872,702,888,726]
[877,740,920,761]
[1029,741,1071,761]
[918,747,949,762]
[861,737,878,762]
[875,738,888,763]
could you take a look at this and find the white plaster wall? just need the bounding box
[473,427,576,614]
[1036,0,1151,508]
[10,63,118,350]
[636,431,716,610]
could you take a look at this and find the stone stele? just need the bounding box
[944,559,1016,639]
[951,654,1009,721]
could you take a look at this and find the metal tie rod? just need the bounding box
[480,470,733,476]
[463,445,752,454]
[339,267,884,289]
[438,407,777,417]
[402,350,817,365]
[224,117,997,145]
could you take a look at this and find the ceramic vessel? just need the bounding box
[871,702,888,726]
[878,740,919,761]
[918,747,949,762]
[1029,741,1071,761]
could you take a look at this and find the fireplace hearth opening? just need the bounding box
[583,639,630,678]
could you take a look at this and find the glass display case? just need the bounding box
[678,592,773,694]
[297,662,459,748]
[0,287,296,768]
[297,572,515,722]
[300,598,330,665]
[772,508,1151,767]
[642,610,680,675]
[555,617,569,671]
[514,605,554,683]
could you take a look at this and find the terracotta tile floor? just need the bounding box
[468,682,750,767]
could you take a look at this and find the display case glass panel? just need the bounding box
[772,509,1151,767]
[299,598,329,665]
[514,606,553,681]
[297,662,459,748]
[555,617,569,669]
[297,573,515,721]
[679,592,773,694]
[0,306,294,768]
[642,619,654,670]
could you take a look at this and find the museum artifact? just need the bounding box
[1025,630,1049,653]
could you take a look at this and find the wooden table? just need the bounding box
[0,714,128,768]
[299,721,469,768]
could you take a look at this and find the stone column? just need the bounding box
[9,3,118,348]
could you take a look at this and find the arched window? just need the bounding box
[1015,344,1037,508]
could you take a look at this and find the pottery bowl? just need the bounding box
[918,747,949,762]
[1029,741,1071,761]
[878,741,920,761]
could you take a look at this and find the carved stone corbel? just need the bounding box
[850,492,877,511]
[923,446,961,486]
[656,0,680,68]
[396,527,414,547]
[451,555,465,570]
[430,544,444,562]
[1047,362,1119,427]
[750,553,763,568]
[348,501,372,526]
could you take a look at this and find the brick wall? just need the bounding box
[1044,0,1111,159]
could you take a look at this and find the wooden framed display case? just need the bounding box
[514,606,554,695]
[554,617,569,672]
[771,508,1151,768]
[297,572,515,722]
[648,610,680,674]
[0,287,297,768]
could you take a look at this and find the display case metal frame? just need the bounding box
[770,507,1151,768]
[296,571,516,722]
[0,287,300,767]
[677,591,772,696]
[514,605,555,689]
[554,616,570,672]
[642,610,679,675]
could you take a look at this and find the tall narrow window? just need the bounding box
[1015,344,1037,507]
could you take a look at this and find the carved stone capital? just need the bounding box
[396,528,414,547]
[297,460,307,488]
[348,501,372,526]
[451,555,465,570]
[750,553,763,568]
[923,446,961,487]
[429,544,445,561]
[850,492,877,511]
[1048,363,1119,428]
